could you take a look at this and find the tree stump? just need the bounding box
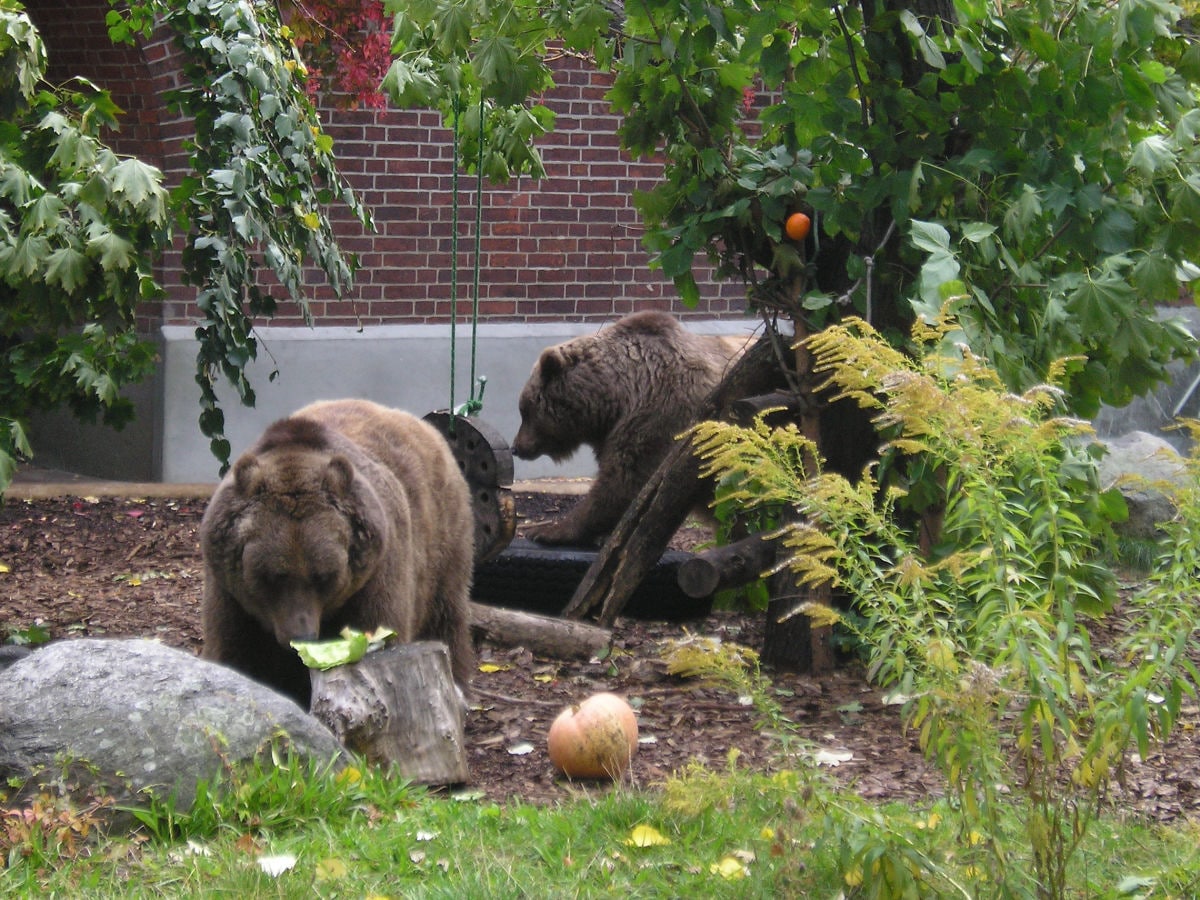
[309,641,468,785]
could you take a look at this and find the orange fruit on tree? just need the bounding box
[785,211,811,241]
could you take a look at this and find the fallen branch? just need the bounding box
[468,600,612,660]
[676,532,783,598]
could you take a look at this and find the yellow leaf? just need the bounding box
[129,576,143,587]
[315,858,348,881]
[925,637,958,673]
[335,766,362,786]
[533,674,554,683]
[0,563,9,573]
[624,825,671,847]
[301,211,320,230]
[478,663,510,673]
[844,865,864,887]
[710,856,747,879]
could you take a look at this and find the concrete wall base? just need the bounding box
[28,318,761,485]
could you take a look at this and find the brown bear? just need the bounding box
[512,310,748,546]
[199,398,475,707]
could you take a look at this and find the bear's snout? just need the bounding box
[272,605,322,648]
[512,426,539,460]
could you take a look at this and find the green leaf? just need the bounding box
[1066,274,1134,335]
[659,240,695,279]
[1093,207,1135,255]
[111,158,166,216]
[1129,135,1175,178]
[473,35,519,89]
[899,10,946,69]
[44,245,89,293]
[909,219,951,253]
[380,57,441,107]
[292,627,396,670]
[24,193,65,233]
[960,222,996,243]
[86,227,135,272]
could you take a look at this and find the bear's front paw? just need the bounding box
[525,520,591,547]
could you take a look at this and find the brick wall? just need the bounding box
[28,1,746,330]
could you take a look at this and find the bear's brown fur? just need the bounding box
[513,311,748,546]
[199,399,475,707]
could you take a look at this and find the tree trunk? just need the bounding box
[562,334,789,626]
[761,582,836,673]
[309,641,469,784]
[759,312,837,672]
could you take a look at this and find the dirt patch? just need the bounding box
[0,492,1197,820]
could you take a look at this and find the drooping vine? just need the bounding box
[108,0,373,471]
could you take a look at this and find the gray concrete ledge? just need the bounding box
[27,318,761,485]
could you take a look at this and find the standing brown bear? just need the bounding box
[200,399,475,707]
[513,310,748,546]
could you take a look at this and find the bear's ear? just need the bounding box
[233,454,261,495]
[323,455,355,497]
[538,345,575,381]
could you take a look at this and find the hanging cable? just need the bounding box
[446,94,490,426]
[467,91,486,413]
[447,95,462,432]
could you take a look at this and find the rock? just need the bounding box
[0,645,30,671]
[1096,431,1189,540]
[1092,306,1200,455]
[0,638,344,812]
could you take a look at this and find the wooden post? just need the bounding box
[309,641,469,785]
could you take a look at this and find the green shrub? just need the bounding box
[694,314,1200,898]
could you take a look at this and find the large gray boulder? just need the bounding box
[0,638,344,811]
[1096,431,1190,540]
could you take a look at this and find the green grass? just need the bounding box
[3,753,1199,898]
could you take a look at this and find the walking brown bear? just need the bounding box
[512,311,748,546]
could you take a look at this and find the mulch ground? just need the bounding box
[1,491,1198,821]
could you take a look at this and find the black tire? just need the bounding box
[472,538,711,621]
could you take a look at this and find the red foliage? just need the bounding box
[282,0,391,109]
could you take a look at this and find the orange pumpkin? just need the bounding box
[547,692,639,779]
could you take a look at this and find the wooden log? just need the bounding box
[309,641,468,785]
[676,532,782,598]
[468,600,611,660]
[563,335,790,626]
